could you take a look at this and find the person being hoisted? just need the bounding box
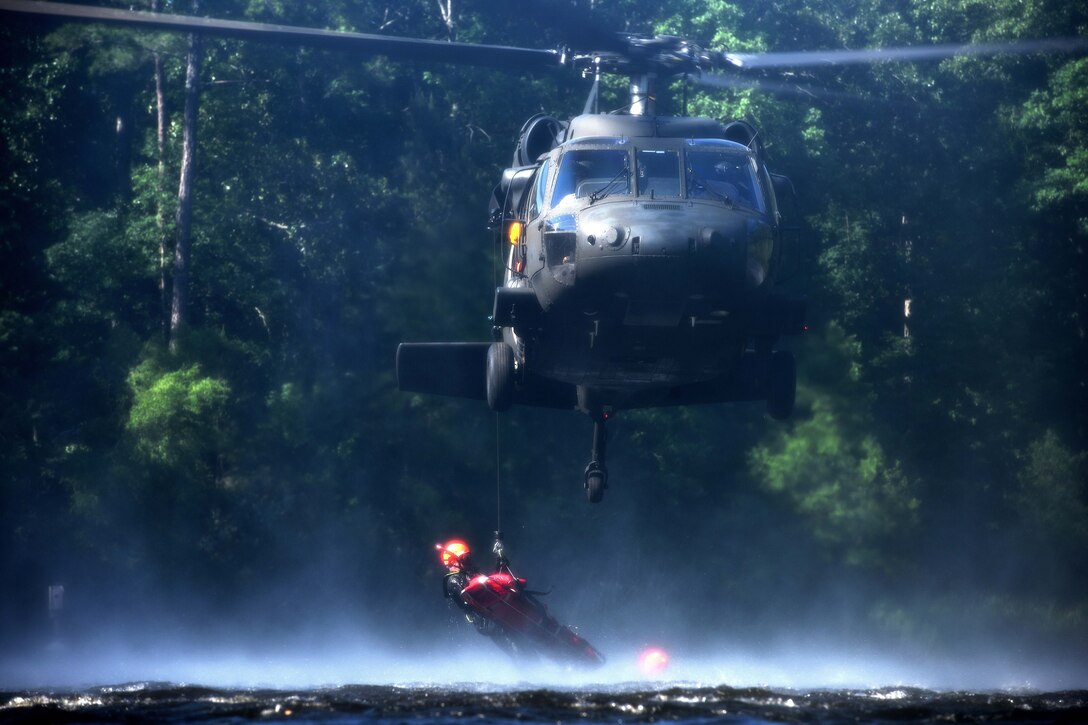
[439,533,523,658]
[436,531,604,668]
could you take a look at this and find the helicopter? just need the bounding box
[3,0,1084,504]
[397,55,808,504]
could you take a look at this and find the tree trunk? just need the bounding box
[436,0,454,40]
[114,110,133,200]
[152,0,169,341]
[169,0,202,353]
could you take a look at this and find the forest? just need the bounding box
[1,0,1085,668]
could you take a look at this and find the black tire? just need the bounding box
[766,349,796,420]
[584,463,607,503]
[486,341,515,412]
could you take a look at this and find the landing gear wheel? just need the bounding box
[584,462,607,503]
[766,349,796,420]
[486,342,514,412]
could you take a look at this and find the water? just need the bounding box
[2,682,1086,723]
[5,633,1086,723]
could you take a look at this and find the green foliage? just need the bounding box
[1013,430,1088,591]
[815,207,905,333]
[1011,58,1088,228]
[126,359,231,468]
[751,325,919,569]
[1016,431,1087,533]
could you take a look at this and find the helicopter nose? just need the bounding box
[572,203,751,319]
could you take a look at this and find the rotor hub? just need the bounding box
[570,34,714,79]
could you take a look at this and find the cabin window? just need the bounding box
[552,149,630,207]
[686,150,766,212]
[636,149,681,198]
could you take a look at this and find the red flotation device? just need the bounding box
[460,571,605,668]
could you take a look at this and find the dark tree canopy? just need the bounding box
[0,0,1084,660]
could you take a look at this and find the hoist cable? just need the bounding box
[492,185,515,533]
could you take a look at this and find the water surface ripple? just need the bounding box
[2,682,1086,723]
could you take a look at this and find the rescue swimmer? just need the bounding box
[438,533,604,668]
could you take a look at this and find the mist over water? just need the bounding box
[8,639,1087,693]
[4,411,1086,698]
[4,630,1088,724]
[4,484,1087,724]
[5,584,1087,694]
[1,395,1084,718]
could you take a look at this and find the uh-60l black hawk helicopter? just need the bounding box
[400,54,810,505]
[4,0,1084,503]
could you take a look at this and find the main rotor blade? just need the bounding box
[723,36,1088,69]
[695,71,859,103]
[0,0,561,71]
[582,74,600,115]
[475,0,627,55]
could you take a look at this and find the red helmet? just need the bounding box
[437,539,470,568]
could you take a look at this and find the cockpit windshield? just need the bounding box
[552,149,630,207]
[637,149,681,198]
[686,150,765,212]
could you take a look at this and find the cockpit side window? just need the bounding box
[552,149,630,207]
[636,149,681,198]
[527,158,550,219]
[686,150,766,212]
[758,164,778,219]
